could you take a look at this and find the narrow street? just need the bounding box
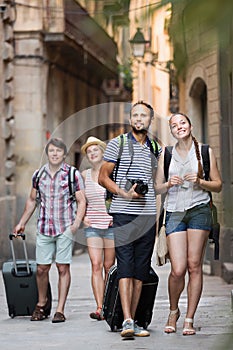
[0,249,232,350]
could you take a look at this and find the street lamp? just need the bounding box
[129,28,179,113]
[129,28,150,58]
[129,28,172,71]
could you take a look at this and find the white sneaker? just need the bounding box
[121,318,134,338]
[134,323,150,337]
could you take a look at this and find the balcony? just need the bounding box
[43,0,118,78]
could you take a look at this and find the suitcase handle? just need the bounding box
[9,233,30,276]
[9,233,26,240]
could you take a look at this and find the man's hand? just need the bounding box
[13,223,25,237]
[118,184,144,199]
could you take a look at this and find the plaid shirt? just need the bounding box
[32,162,84,237]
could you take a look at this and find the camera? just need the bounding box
[125,179,148,195]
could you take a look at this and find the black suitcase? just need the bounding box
[102,265,159,331]
[2,234,52,318]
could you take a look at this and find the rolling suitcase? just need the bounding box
[102,265,123,331]
[2,233,52,318]
[102,265,159,331]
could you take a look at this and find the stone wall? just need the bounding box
[171,1,233,280]
[0,2,16,266]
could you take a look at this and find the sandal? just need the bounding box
[183,318,196,336]
[31,298,50,321]
[164,308,180,333]
[52,312,66,323]
[90,307,104,321]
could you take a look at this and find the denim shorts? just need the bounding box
[165,203,212,235]
[84,227,114,240]
[36,227,73,264]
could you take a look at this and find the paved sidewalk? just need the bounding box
[0,250,232,350]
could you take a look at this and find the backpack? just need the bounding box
[114,132,160,180]
[164,144,210,181]
[164,144,220,259]
[105,133,160,211]
[35,165,77,203]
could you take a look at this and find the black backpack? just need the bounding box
[164,144,210,181]
[35,165,77,203]
[113,132,160,181]
[105,133,160,211]
[106,134,159,191]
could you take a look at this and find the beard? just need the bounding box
[131,126,148,135]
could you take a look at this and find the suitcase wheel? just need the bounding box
[9,305,15,318]
[111,324,119,332]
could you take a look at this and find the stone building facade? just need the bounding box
[169,0,233,282]
[0,0,131,261]
[0,1,16,265]
[218,12,233,282]
[129,1,173,146]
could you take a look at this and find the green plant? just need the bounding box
[118,62,133,92]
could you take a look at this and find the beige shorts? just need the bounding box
[36,227,73,265]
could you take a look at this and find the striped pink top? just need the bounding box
[85,169,112,229]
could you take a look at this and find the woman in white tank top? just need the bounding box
[81,137,115,321]
[155,113,222,336]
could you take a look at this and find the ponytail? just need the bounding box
[192,135,203,179]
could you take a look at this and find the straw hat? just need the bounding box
[81,136,106,154]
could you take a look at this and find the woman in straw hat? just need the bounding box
[81,136,115,320]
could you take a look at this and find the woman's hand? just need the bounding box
[167,175,184,188]
[83,216,91,227]
[183,173,200,184]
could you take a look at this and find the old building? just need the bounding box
[0,0,132,261]
[218,7,233,282]
[0,1,16,264]
[166,0,233,281]
[129,0,173,145]
[0,0,180,263]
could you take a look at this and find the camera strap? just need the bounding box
[125,134,134,178]
[125,132,157,181]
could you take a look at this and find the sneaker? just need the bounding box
[134,323,150,337]
[121,318,134,338]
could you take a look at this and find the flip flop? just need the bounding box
[90,307,104,321]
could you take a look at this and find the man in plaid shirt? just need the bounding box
[14,138,86,323]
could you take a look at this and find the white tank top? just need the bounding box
[166,142,210,212]
[85,169,112,229]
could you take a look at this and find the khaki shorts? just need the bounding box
[36,227,73,265]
